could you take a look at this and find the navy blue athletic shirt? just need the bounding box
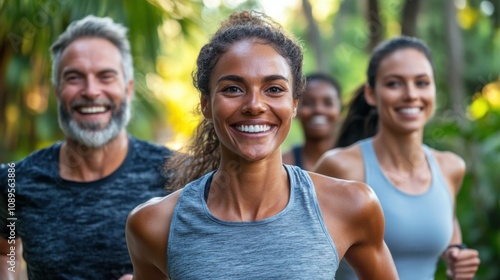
[0,136,172,280]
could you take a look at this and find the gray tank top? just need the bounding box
[336,138,453,280]
[167,164,339,279]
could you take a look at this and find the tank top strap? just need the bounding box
[422,145,441,175]
[358,137,378,183]
[422,145,437,168]
[343,141,455,279]
[422,145,453,202]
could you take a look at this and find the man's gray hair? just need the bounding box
[50,15,134,89]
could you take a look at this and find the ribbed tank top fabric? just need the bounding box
[167,164,339,279]
[336,138,453,280]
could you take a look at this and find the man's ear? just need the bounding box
[364,84,377,106]
[126,80,134,101]
[201,96,212,119]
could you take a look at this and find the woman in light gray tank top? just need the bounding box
[125,10,398,280]
[315,36,480,280]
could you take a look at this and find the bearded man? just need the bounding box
[0,15,173,280]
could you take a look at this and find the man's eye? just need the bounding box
[66,75,81,82]
[101,73,116,81]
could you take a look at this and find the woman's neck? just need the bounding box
[372,129,426,172]
[207,154,290,221]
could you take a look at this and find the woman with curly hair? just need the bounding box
[126,11,397,279]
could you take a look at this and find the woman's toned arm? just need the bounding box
[310,172,398,279]
[126,191,181,280]
[313,144,397,279]
[434,151,480,280]
[313,146,364,182]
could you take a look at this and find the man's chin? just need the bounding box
[76,120,110,132]
[58,99,130,148]
[64,122,122,148]
[71,132,118,148]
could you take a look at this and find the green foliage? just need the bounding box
[0,0,203,162]
[287,1,500,278]
[1,1,499,278]
[424,108,500,280]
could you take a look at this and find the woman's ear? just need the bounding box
[292,98,299,118]
[364,84,377,107]
[201,97,212,119]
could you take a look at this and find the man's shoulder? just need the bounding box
[2,143,60,174]
[130,136,173,159]
[128,137,174,184]
[0,143,61,190]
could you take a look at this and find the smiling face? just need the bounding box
[56,37,133,147]
[298,80,341,140]
[202,39,297,162]
[365,48,435,134]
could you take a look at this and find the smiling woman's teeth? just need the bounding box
[236,125,271,133]
[398,108,420,115]
[310,115,328,125]
[79,106,107,114]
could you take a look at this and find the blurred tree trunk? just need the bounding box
[444,0,465,117]
[366,0,382,51]
[0,39,12,140]
[492,0,500,28]
[331,0,356,49]
[302,0,326,72]
[401,0,421,36]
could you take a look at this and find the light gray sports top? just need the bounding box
[167,164,339,279]
[336,138,453,280]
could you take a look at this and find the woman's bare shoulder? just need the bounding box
[125,191,183,279]
[429,148,466,194]
[129,190,182,219]
[308,172,385,254]
[430,148,465,173]
[126,190,184,277]
[126,190,182,260]
[309,172,380,220]
[313,144,364,181]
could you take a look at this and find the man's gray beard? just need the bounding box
[58,100,131,148]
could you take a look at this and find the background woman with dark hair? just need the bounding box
[334,85,377,148]
[315,36,480,280]
[283,73,342,170]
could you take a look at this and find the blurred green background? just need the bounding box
[1,0,499,279]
